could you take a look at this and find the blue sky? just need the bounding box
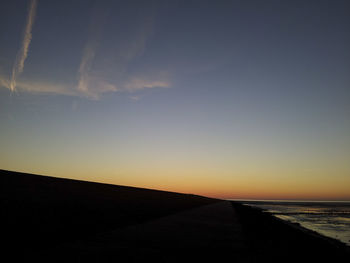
[1,0,349,199]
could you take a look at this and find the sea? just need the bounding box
[234,200,350,246]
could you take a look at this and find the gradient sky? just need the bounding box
[1,0,349,200]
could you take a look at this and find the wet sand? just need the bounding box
[232,202,350,262]
[1,169,349,262]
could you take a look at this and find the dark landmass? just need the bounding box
[48,201,249,263]
[1,169,349,262]
[0,169,218,261]
[232,202,350,262]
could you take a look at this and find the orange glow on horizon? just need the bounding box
[2,164,349,202]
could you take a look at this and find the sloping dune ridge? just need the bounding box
[1,169,349,262]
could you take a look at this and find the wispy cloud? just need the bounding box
[77,43,96,94]
[77,41,118,99]
[72,3,168,99]
[9,0,38,92]
[0,1,170,100]
[76,2,112,99]
[124,78,169,92]
[0,76,76,96]
[0,76,10,90]
[0,75,169,99]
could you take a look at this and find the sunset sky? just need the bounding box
[1,0,349,200]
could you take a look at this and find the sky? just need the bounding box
[1,0,349,200]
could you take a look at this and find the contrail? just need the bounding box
[77,3,108,96]
[77,40,97,93]
[10,0,38,91]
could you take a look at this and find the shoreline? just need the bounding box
[235,200,350,248]
[2,169,349,262]
[232,201,350,262]
[272,210,350,249]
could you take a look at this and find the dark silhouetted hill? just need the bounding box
[0,169,219,259]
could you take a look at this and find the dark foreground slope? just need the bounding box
[0,169,219,260]
[47,201,249,263]
[2,169,349,263]
[232,202,350,263]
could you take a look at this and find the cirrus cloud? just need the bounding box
[0,1,170,100]
[9,0,38,92]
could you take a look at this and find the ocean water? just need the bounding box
[238,200,350,246]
